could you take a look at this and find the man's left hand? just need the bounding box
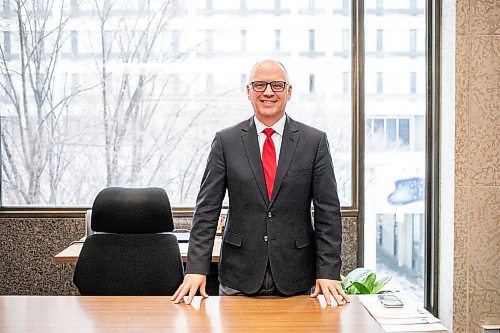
[310,279,350,306]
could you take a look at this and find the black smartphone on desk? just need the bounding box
[378,294,404,308]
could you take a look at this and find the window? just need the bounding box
[206,29,213,52]
[0,0,353,207]
[410,0,417,10]
[103,30,112,55]
[3,0,11,17]
[376,29,383,52]
[171,30,179,54]
[71,31,78,56]
[206,73,214,93]
[364,1,427,305]
[399,119,410,145]
[240,30,247,51]
[342,72,349,94]
[410,29,417,54]
[376,72,383,94]
[410,72,417,94]
[367,118,412,149]
[342,29,349,54]
[138,0,145,14]
[308,29,315,52]
[274,30,281,51]
[3,31,10,59]
[240,73,247,92]
[309,73,315,94]
[36,0,44,13]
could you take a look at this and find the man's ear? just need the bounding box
[286,84,292,100]
[246,84,251,99]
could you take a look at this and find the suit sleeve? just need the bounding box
[312,132,342,280]
[185,132,227,275]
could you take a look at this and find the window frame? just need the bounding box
[357,0,440,315]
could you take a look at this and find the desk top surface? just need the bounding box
[0,295,385,333]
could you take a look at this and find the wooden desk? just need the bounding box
[54,236,222,264]
[0,295,386,333]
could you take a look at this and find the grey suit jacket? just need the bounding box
[186,115,342,295]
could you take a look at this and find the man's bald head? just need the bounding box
[248,60,290,83]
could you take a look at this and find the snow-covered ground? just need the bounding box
[376,262,424,306]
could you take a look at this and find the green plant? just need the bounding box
[341,268,392,295]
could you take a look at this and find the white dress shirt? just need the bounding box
[254,114,286,166]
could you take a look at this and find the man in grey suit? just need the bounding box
[172,60,349,306]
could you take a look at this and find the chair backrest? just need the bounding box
[73,187,184,296]
[91,186,174,233]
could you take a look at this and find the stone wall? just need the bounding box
[0,216,358,295]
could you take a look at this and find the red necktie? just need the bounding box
[262,128,277,200]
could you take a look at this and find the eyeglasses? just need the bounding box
[250,81,287,92]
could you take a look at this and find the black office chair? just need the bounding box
[73,187,184,295]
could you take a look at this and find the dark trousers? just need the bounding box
[219,261,311,296]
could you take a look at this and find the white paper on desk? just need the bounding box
[358,294,433,318]
[381,323,448,332]
[377,317,441,325]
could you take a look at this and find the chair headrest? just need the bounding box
[91,187,174,234]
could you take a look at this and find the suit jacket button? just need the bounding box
[264,235,268,242]
[268,212,272,218]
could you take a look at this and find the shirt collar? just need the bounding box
[254,114,286,137]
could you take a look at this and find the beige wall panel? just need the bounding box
[453,186,469,333]
[456,0,470,36]
[469,36,500,186]
[455,36,470,186]
[467,187,500,332]
[470,0,500,35]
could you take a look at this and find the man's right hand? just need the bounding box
[171,274,208,304]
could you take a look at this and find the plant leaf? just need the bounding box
[352,281,370,294]
[343,280,355,293]
[364,273,376,293]
[373,276,392,294]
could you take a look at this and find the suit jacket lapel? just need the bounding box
[270,116,300,207]
[241,117,269,205]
